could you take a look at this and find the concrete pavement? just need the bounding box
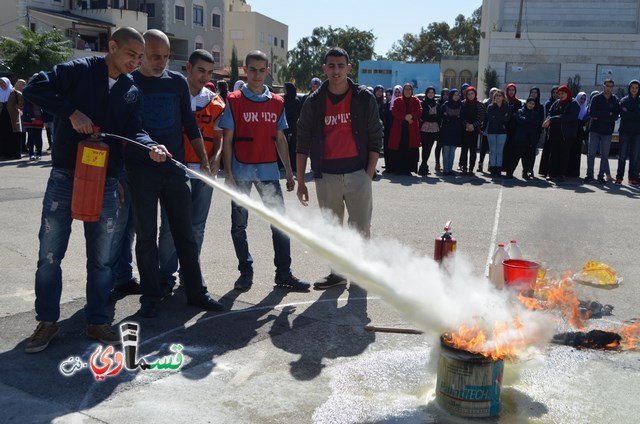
[1,149,639,423]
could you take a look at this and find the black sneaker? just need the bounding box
[113,277,141,295]
[274,274,311,292]
[583,176,594,183]
[597,176,607,184]
[188,295,224,312]
[313,273,348,290]
[234,274,253,292]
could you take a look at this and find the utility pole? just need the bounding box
[515,0,524,38]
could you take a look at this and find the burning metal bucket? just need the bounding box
[436,335,504,418]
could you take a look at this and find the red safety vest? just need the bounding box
[184,92,225,163]
[227,90,284,164]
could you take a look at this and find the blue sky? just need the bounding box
[245,0,482,55]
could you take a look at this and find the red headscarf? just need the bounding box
[505,83,518,105]
[556,85,573,105]
[464,86,479,105]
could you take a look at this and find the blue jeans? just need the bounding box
[127,168,207,307]
[231,180,291,276]
[442,146,457,172]
[487,134,507,167]
[35,168,118,324]
[159,178,214,285]
[109,169,136,286]
[616,132,640,180]
[586,132,612,179]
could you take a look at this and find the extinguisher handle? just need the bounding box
[443,220,452,232]
[91,125,101,134]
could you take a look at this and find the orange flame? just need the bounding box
[518,273,587,329]
[443,318,527,361]
[617,321,640,350]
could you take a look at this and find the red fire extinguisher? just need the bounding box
[434,220,457,263]
[71,130,110,222]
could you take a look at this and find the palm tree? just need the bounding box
[0,26,72,80]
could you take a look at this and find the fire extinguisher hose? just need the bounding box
[96,131,196,177]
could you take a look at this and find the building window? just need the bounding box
[193,5,203,26]
[274,37,278,47]
[140,3,155,17]
[280,39,284,48]
[195,42,203,49]
[175,5,184,21]
[443,69,456,90]
[211,12,221,28]
[459,70,473,86]
[260,32,264,42]
[212,51,220,65]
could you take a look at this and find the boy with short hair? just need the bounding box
[220,50,310,293]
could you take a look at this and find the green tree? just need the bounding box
[284,26,376,87]
[387,6,481,62]
[483,66,499,97]
[0,26,72,79]
[230,45,239,85]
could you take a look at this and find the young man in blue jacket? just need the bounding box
[585,79,620,183]
[615,80,640,185]
[21,27,157,353]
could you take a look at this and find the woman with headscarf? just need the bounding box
[0,77,24,159]
[568,91,589,177]
[383,85,403,172]
[478,87,498,173]
[434,88,449,172]
[542,85,580,182]
[502,83,522,174]
[439,88,463,176]
[460,86,485,175]
[538,86,559,177]
[418,86,440,175]
[283,82,301,172]
[388,83,422,175]
[216,80,229,102]
[485,89,511,177]
[373,85,386,125]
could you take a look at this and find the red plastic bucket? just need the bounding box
[503,259,539,290]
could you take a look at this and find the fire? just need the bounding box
[617,321,640,350]
[517,270,640,351]
[442,318,527,361]
[518,273,587,329]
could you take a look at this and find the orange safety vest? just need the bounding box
[227,90,284,164]
[184,92,225,163]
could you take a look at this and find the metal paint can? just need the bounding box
[435,337,504,418]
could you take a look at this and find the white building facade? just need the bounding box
[478,0,640,99]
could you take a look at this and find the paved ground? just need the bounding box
[1,147,639,423]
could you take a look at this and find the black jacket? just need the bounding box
[296,78,383,178]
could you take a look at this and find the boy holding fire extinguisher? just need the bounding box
[21,27,158,353]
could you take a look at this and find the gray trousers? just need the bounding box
[314,169,373,238]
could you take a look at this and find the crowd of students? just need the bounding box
[373,79,640,185]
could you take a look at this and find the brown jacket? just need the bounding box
[0,89,24,132]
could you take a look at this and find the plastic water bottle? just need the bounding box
[507,240,522,259]
[489,243,509,289]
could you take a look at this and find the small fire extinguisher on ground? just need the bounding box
[71,130,110,222]
[434,220,457,263]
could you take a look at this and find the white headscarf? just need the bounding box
[576,91,588,120]
[233,80,244,92]
[390,85,402,110]
[0,77,12,103]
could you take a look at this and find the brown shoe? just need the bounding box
[25,321,60,353]
[86,324,122,345]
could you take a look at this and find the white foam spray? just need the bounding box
[194,170,555,356]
